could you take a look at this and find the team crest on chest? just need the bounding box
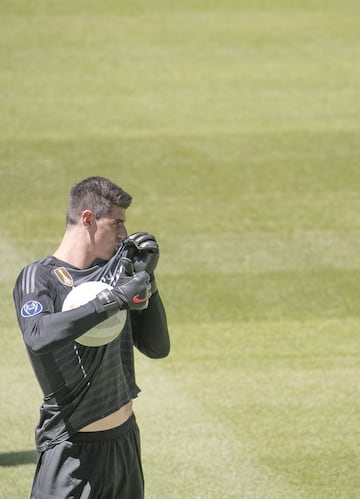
[54,267,74,287]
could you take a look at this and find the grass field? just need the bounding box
[1,0,360,497]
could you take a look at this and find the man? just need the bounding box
[13,176,170,498]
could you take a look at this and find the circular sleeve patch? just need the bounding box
[21,300,43,318]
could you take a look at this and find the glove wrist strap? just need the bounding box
[96,288,121,312]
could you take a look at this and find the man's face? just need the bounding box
[93,206,127,261]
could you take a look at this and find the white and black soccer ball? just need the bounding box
[62,281,127,347]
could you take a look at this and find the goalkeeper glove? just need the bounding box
[124,232,160,294]
[95,270,151,313]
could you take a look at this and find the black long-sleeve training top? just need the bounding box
[13,249,170,452]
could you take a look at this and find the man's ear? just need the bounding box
[82,210,94,228]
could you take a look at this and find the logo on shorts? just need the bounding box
[54,267,74,287]
[21,300,43,317]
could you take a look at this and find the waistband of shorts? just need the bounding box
[70,413,136,443]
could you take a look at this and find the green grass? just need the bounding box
[1,0,360,497]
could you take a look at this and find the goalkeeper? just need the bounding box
[13,176,170,499]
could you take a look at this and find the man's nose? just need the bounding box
[118,227,128,240]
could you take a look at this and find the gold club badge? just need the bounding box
[54,267,74,287]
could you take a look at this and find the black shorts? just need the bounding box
[30,414,144,499]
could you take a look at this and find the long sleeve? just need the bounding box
[13,263,110,354]
[14,295,109,354]
[130,291,170,358]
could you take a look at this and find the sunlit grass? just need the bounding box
[1,0,360,497]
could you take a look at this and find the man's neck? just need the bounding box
[53,229,94,270]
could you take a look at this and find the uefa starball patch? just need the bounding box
[21,300,43,317]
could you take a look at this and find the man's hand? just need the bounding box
[96,271,151,312]
[124,232,159,275]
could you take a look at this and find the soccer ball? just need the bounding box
[62,281,127,347]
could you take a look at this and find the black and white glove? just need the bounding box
[123,232,160,294]
[95,270,151,312]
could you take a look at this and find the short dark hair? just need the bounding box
[66,176,132,226]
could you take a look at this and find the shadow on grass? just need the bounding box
[0,450,36,467]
